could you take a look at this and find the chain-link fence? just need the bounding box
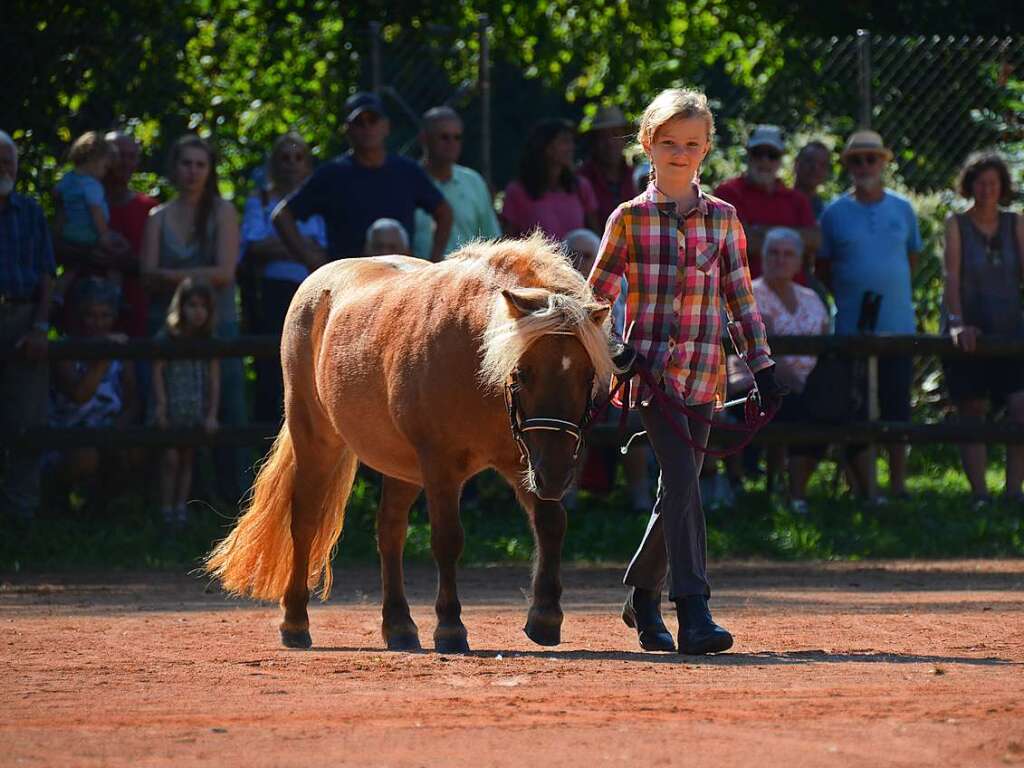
[718,33,1024,193]
[356,18,492,185]
[355,27,1022,195]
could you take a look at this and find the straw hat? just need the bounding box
[840,130,893,162]
[588,105,630,132]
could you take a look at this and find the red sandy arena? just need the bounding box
[3,560,1023,767]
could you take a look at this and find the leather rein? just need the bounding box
[504,343,778,470]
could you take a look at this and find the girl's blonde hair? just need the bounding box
[68,131,114,166]
[637,88,715,150]
[166,277,217,338]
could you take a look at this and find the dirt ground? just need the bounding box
[2,560,1023,768]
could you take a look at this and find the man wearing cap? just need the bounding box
[0,129,55,522]
[819,130,921,501]
[713,125,818,279]
[274,92,453,263]
[412,106,501,260]
[578,106,638,230]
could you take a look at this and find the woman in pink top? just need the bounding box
[752,227,830,512]
[501,118,599,239]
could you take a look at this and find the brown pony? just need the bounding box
[204,234,613,653]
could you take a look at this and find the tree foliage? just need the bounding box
[3,0,784,202]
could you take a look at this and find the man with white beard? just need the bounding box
[0,129,56,522]
[818,130,921,503]
[714,124,819,280]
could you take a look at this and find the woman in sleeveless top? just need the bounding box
[140,135,238,333]
[140,134,250,505]
[943,152,1024,506]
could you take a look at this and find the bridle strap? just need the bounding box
[505,372,590,465]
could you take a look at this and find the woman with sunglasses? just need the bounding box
[240,132,327,422]
[942,151,1024,507]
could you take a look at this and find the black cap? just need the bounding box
[344,91,386,123]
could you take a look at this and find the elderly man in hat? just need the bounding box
[578,105,638,230]
[819,130,921,502]
[412,106,501,260]
[714,124,819,279]
[274,91,453,263]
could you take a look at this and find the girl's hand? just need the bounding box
[203,415,219,432]
[950,324,980,353]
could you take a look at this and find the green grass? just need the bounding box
[2,450,1022,573]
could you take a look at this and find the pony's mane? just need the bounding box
[464,232,615,396]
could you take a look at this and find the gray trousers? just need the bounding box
[623,401,713,601]
[0,304,48,519]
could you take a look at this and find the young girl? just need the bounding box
[587,89,785,655]
[151,278,220,525]
[55,131,128,257]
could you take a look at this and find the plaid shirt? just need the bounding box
[587,183,772,406]
[0,192,56,299]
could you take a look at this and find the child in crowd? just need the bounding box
[54,132,129,261]
[48,277,138,506]
[151,278,220,526]
[587,88,785,654]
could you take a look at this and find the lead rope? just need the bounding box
[585,361,778,460]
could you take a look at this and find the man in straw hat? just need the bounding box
[579,105,638,229]
[818,129,921,503]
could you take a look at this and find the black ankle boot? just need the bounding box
[676,595,733,655]
[622,587,675,652]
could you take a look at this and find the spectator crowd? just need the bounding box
[1,88,1022,525]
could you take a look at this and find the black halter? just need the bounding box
[504,369,594,467]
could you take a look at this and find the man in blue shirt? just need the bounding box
[0,130,56,521]
[273,92,453,264]
[819,130,922,502]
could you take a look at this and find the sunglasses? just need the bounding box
[350,112,382,128]
[847,154,881,168]
[750,147,782,161]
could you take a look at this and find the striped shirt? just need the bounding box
[587,183,772,406]
[0,193,56,299]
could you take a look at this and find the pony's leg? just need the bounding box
[516,487,566,647]
[280,432,346,649]
[424,475,469,654]
[378,475,423,651]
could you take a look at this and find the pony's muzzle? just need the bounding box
[532,460,576,502]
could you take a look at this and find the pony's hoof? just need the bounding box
[524,611,562,647]
[385,632,423,652]
[434,626,470,654]
[280,628,312,649]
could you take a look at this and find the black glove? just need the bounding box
[753,365,788,413]
[612,342,645,379]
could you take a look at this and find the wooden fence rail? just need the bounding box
[2,334,1021,449]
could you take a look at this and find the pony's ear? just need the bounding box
[502,287,551,318]
[588,303,611,327]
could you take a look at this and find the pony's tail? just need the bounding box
[203,424,358,602]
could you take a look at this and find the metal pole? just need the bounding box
[370,21,382,94]
[857,28,872,129]
[478,14,492,188]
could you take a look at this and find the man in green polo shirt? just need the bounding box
[413,107,501,260]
